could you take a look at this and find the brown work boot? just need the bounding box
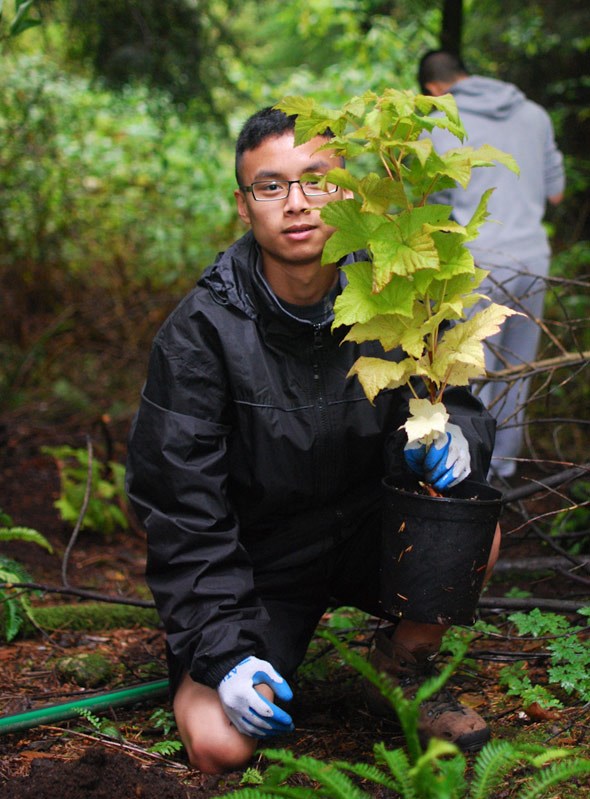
[365,631,490,752]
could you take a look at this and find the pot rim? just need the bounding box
[382,475,503,506]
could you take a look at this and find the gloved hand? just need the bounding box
[404,422,471,490]
[217,656,294,738]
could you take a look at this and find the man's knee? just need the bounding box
[173,671,259,774]
[183,726,257,774]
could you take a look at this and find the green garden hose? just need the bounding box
[0,678,169,735]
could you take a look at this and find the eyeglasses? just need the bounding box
[240,178,339,202]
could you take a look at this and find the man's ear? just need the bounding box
[425,80,450,97]
[234,188,251,226]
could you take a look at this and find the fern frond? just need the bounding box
[259,749,368,799]
[0,527,53,552]
[0,557,38,641]
[333,759,398,791]
[374,742,417,798]
[319,630,423,758]
[224,790,313,799]
[0,556,35,584]
[516,758,590,799]
[470,740,534,799]
[147,740,183,756]
[0,588,23,641]
[73,707,102,729]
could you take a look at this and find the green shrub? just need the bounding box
[0,510,54,641]
[41,444,129,536]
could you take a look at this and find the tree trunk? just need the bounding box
[441,0,463,55]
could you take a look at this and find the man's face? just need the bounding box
[235,133,350,274]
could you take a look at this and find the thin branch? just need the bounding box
[61,435,93,587]
[494,556,590,573]
[473,350,590,384]
[478,596,588,613]
[502,463,590,504]
[0,581,155,608]
[41,725,188,770]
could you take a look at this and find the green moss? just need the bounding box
[0,602,159,641]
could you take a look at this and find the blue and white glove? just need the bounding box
[217,656,294,738]
[404,422,471,490]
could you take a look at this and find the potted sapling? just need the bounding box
[276,89,519,624]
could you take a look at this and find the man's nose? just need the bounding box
[284,181,310,212]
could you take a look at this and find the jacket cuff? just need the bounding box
[197,653,255,689]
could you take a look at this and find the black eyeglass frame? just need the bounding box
[239,179,339,202]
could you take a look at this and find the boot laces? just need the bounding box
[398,657,465,717]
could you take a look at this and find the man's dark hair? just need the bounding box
[418,50,469,94]
[235,106,334,186]
[235,107,296,186]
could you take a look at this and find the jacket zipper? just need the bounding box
[312,324,332,500]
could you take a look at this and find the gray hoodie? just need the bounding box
[428,75,565,270]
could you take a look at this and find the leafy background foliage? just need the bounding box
[1,0,587,437]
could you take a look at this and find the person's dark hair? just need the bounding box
[235,107,296,185]
[235,106,334,186]
[418,50,469,94]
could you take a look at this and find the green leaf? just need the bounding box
[324,166,361,193]
[274,97,343,145]
[465,188,494,241]
[357,173,407,214]
[321,199,384,264]
[430,232,474,280]
[369,214,440,290]
[416,93,466,138]
[9,0,40,36]
[470,143,520,175]
[334,261,415,326]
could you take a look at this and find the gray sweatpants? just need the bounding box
[470,253,550,477]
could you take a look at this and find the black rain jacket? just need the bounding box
[126,231,496,689]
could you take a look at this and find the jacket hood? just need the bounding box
[199,229,359,329]
[199,231,261,321]
[451,75,526,120]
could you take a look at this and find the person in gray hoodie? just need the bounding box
[418,50,565,479]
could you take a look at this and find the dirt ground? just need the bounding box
[0,416,589,798]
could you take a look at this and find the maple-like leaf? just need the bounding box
[357,173,407,214]
[415,93,465,137]
[274,97,344,145]
[321,200,383,264]
[369,209,447,290]
[370,226,439,290]
[347,356,418,403]
[432,303,521,386]
[323,166,360,193]
[343,313,427,358]
[431,232,475,279]
[470,144,520,175]
[403,399,450,444]
[334,262,416,326]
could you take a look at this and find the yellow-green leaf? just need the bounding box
[347,356,418,403]
[343,314,427,358]
[433,303,521,386]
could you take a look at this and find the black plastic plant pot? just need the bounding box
[380,477,503,626]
